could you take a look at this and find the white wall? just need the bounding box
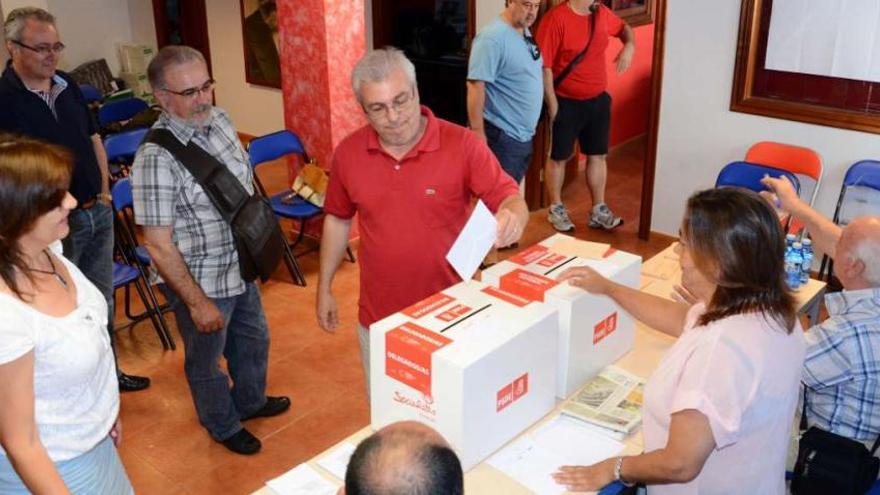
[47,0,135,74]
[652,0,880,235]
[204,0,284,136]
[127,0,157,49]
[1,0,156,75]
[476,0,505,32]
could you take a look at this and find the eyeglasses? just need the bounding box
[161,79,216,98]
[12,40,65,55]
[524,35,541,61]
[363,87,415,119]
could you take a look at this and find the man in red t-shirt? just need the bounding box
[536,0,634,232]
[316,48,529,398]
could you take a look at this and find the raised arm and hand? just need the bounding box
[760,175,842,257]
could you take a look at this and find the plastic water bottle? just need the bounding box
[786,234,796,250]
[785,242,803,290]
[800,238,813,285]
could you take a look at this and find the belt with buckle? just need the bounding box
[77,197,98,210]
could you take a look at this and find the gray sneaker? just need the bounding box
[548,203,575,232]
[589,204,624,230]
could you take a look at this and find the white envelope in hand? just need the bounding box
[446,199,497,282]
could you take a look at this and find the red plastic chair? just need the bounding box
[746,141,823,207]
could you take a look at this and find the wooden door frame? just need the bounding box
[638,0,666,240]
[151,0,213,74]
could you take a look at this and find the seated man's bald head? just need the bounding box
[836,216,880,289]
[344,421,463,495]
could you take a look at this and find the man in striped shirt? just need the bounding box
[132,46,289,456]
[763,175,880,447]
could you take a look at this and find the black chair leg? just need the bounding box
[131,278,173,350]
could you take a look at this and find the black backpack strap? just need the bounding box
[144,128,249,222]
[553,10,597,88]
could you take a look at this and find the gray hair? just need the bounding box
[350,47,416,103]
[851,236,880,286]
[147,45,207,90]
[4,7,55,42]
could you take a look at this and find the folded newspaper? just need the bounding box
[561,366,645,436]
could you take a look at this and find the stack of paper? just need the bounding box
[265,464,337,495]
[487,416,625,495]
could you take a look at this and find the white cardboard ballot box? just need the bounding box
[481,234,642,398]
[369,280,559,470]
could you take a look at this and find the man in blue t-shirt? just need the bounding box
[467,0,543,186]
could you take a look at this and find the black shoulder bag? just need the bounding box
[145,128,286,283]
[553,6,598,88]
[791,388,880,495]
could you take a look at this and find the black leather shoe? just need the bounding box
[241,396,291,421]
[118,373,151,392]
[221,428,261,455]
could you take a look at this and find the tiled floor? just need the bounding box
[113,136,674,494]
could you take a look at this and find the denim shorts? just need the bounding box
[485,120,534,184]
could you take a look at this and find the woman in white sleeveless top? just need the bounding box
[0,136,132,494]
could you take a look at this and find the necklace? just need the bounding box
[26,250,68,290]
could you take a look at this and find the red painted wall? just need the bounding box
[606,22,654,146]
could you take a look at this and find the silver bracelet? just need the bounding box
[614,456,636,487]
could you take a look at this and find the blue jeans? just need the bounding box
[159,282,270,441]
[62,203,118,370]
[485,120,534,184]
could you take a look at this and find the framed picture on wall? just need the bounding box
[602,0,655,27]
[240,0,281,88]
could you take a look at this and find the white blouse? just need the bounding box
[642,303,805,495]
[0,255,119,462]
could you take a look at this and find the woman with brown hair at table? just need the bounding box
[554,187,805,494]
[0,136,132,494]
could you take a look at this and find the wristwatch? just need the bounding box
[614,456,636,487]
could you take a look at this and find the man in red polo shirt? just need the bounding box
[537,0,634,232]
[317,47,529,398]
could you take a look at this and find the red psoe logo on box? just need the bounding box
[499,269,558,302]
[435,304,473,322]
[386,322,453,396]
[593,312,618,345]
[402,292,455,319]
[496,373,529,412]
[537,253,567,267]
[509,244,548,265]
[481,286,531,307]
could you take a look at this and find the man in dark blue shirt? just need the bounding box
[0,7,149,392]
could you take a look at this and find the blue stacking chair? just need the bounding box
[111,178,175,350]
[98,97,149,129]
[819,159,880,282]
[248,130,354,286]
[104,128,148,179]
[79,83,102,104]
[715,161,801,195]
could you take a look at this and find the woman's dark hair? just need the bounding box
[0,134,72,300]
[683,187,796,332]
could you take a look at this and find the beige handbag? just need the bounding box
[288,159,329,208]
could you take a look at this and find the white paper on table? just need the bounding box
[316,441,357,481]
[446,199,497,282]
[765,0,880,83]
[265,463,338,495]
[487,415,625,495]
